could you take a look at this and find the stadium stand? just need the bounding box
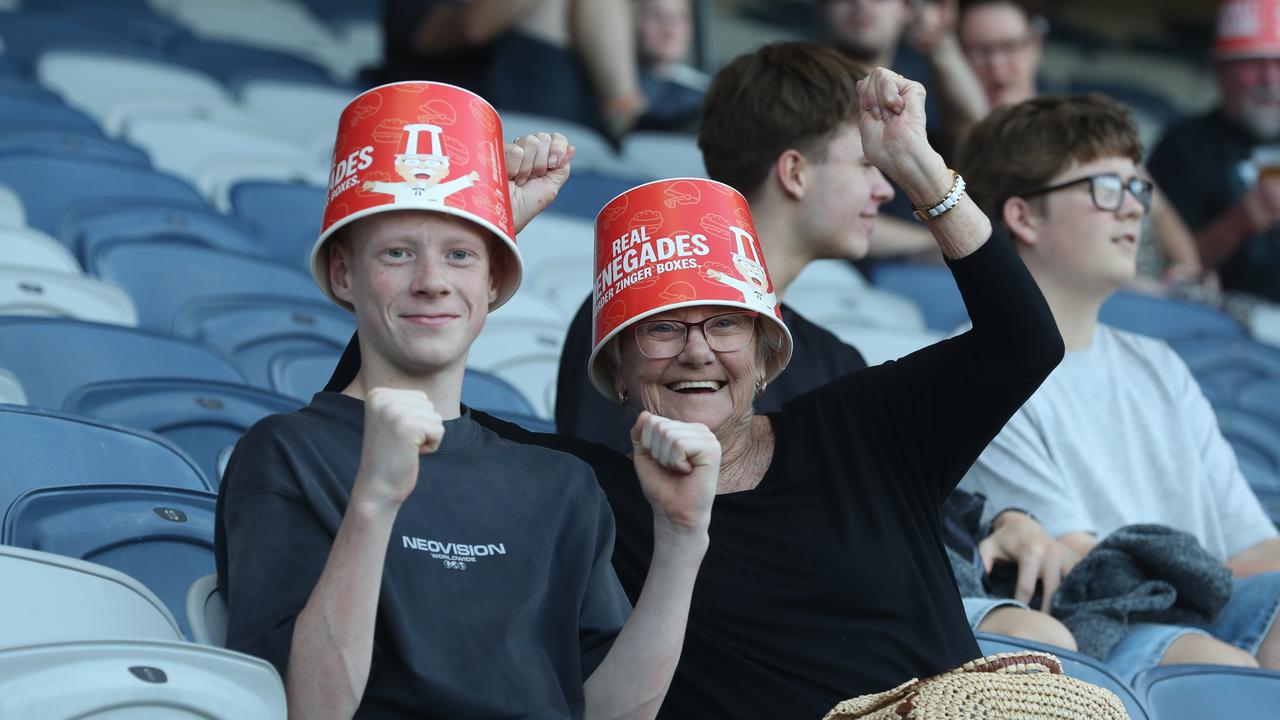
[228,180,326,267]
[3,484,218,638]
[1100,291,1249,341]
[1132,664,1280,719]
[0,318,245,408]
[2,225,82,274]
[0,639,286,719]
[0,184,25,226]
[0,94,101,134]
[870,262,969,333]
[0,368,25,406]
[187,573,227,647]
[64,379,302,482]
[0,128,150,166]
[56,202,264,267]
[0,266,137,325]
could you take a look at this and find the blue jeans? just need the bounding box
[1105,572,1280,683]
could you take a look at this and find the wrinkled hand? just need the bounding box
[630,411,717,535]
[506,132,576,234]
[355,388,444,509]
[855,68,936,193]
[978,511,1080,613]
[906,0,958,55]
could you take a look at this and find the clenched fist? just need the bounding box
[506,131,575,234]
[631,411,718,535]
[355,387,445,509]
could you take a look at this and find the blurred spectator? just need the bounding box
[381,0,645,142]
[813,0,993,265]
[633,0,707,132]
[958,93,1280,681]
[1148,0,1280,302]
[958,0,1207,287]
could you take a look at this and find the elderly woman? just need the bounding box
[325,68,1063,717]
[492,68,1063,717]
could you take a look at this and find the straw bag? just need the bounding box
[823,652,1129,720]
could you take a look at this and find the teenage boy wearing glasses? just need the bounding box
[955,94,1280,679]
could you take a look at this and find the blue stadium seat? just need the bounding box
[64,379,302,483]
[0,96,101,134]
[0,404,211,518]
[1235,378,1280,427]
[0,129,150,166]
[870,262,968,332]
[268,345,342,402]
[170,38,336,88]
[0,156,206,234]
[3,484,218,639]
[229,180,326,269]
[56,202,263,266]
[0,318,245,409]
[1215,408,1280,491]
[38,2,191,49]
[975,632,1150,720]
[464,368,540,417]
[172,298,355,389]
[90,241,328,333]
[1132,664,1280,719]
[0,13,164,72]
[548,169,650,221]
[1100,291,1247,341]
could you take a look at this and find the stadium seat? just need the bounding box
[0,318,245,409]
[620,132,707,179]
[0,267,137,325]
[547,169,652,221]
[1100,291,1247,341]
[817,321,944,365]
[870,262,969,333]
[64,379,302,482]
[0,226,82,275]
[172,298,355,388]
[21,2,190,49]
[267,345,342,401]
[90,241,328,333]
[975,632,1150,720]
[156,0,347,77]
[0,95,102,135]
[170,37,337,88]
[500,110,632,178]
[101,94,269,139]
[1249,302,1280,348]
[1235,378,1280,427]
[516,212,595,274]
[788,261,927,332]
[229,180,327,267]
[0,369,26,406]
[464,368,540,418]
[1171,337,1280,402]
[1132,664,1280,719]
[0,184,24,226]
[239,79,353,154]
[0,13,162,74]
[4,484,219,639]
[1216,408,1280,491]
[524,254,595,319]
[37,49,231,124]
[0,545,183,648]
[187,573,227,647]
[0,639,287,719]
[468,321,565,418]
[121,116,324,197]
[57,202,263,266]
[0,128,150,167]
[0,155,207,235]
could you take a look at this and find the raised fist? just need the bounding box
[630,411,718,534]
[355,387,445,509]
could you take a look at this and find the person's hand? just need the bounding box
[354,387,445,510]
[855,67,944,200]
[906,0,958,55]
[978,510,1081,613]
[506,132,576,234]
[630,411,717,536]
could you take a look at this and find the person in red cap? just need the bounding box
[1148,0,1280,302]
[217,112,717,717]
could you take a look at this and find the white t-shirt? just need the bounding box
[960,324,1276,561]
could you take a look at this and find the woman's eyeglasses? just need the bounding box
[633,311,758,359]
[1021,173,1153,213]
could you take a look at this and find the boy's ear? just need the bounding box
[1002,196,1040,248]
[775,149,807,201]
[329,239,355,304]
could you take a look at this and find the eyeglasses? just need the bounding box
[962,34,1036,65]
[633,311,758,360]
[1021,173,1153,213]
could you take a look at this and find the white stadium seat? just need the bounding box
[239,79,355,155]
[0,184,25,227]
[0,267,138,326]
[0,368,26,405]
[620,132,707,180]
[186,574,228,648]
[0,226,82,275]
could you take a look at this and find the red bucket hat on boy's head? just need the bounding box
[309,81,522,312]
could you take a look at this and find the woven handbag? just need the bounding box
[823,652,1130,720]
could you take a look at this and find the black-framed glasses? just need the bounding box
[1022,173,1153,213]
[633,311,758,360]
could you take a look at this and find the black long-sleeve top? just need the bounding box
[482,234,1065,718]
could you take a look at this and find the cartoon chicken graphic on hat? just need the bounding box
[362,123,478,205]
[705,225,777,314]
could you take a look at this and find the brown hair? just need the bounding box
[955,94,1143,231]
[698,42,867,198]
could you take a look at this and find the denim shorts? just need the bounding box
[1105,572,1280,683]
[962,596,1029,630]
